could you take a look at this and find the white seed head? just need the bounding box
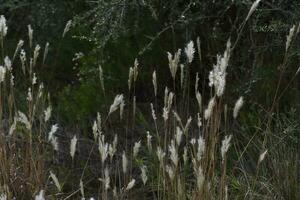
[99,65,105,94]
[48,124,59,141]
[133,140,141,158]
[245,0,262,22]
[70,135,78,159]
[286,25,295,52]
[140,166,148,185]
[98,135,108,164]
[204,97,216,120]
[152,70,157,96]
[185,40,195,63]
[169,140,178,167]
[35,190,45,200]
[166,165,175,180]
[63,20,72,38]
[258,149,268,164]
[28,25,33,48]
[122,151,128,174]
[167,49,181,80]
[156,146,165,165]
[0,15,8,38]
[109,94,124,115]
[43,42,49,64]
[175,126,183,145]
[147,131,152,151]
[197,136,205,161]
[0,66,6,83]
[221,135,232,161]
[233,96,244,119]
[4,56,11,71]
[50,171,61,191]
[125,179,135,191]
[44,106,52,122]
[17,111,31,130]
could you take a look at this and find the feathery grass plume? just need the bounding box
[166,165,175,180]
[70,135,78,159]
[140,166,148,185]
[17,111,31,130]
[258,149,268,164]
[51,136,59,151]
[13,40,24,61]
[32,73,37,85]
[193,163,204,191]
[156,146,165,166]
[197,136,205,161]
[33,44,41,67]
[233,96,244,119]
[0,15,8,39]
[43,42,49,64]
[38,83,44,98]
[190,138,196,145]
[245,0,262,22]
[80,180,85,198]
[286,25,295,52]
[167,49,181,80]
[62,20,72,38]
[27,87,32,102]
[98,167,110,190]
[221,135,232,161]
[125,179,136,191]
[196,91,202,112]
[184,116,192,134]
[4,56,11,71]
[147,131,152,151]
[133,58,139,82]
[0,194,6,200]
[28,25,33,48]
[162,89,174,121]
[173,111,183,128]
[92,121,99,141]
[20,49,26,73]
[152,70,157,96]
[122,151,128,174]
[128,67,134,91]
[175,126,183,145]
[169,140,178,167]
[109,94,124,115]
[185,40,195,63]
[209,39,231,97]
[204,97,216,120]
[35,190,45,200]
[50,171,62,191]
[48,124,58,141]
[133,140,141,158]
[0,66,6,82]
[44,105,52,122]
[98,135,109,164]
[197,113,202,128]
[150,103,157,120]
[9,117,17,135]
[120,98,125,120]
[180,64,184,88]
[98,65,105,94]
[108,134,118,160]
[183,147,188,165]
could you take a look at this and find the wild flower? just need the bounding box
[185,40,195,63]
[62,20,72,38]
[17,111,31,130]
[233,96,244,119]
[28,25,33,48]
[0,66,6,82]
[44,106,52,122]
[48,124,58,141]
[4,56,11,71]
[0,15,7,39]
[286,25,295,52]
[258,149,268,164]
[50,171,61,191]
[169,140,178,167]
[175,127,183,145]
[221,135,233,161]
[133,140,141,158]
[204,97,216,120]
[167,49,181,80]
[152,70,157,96]
[70,135,78,159]
[122,151,128,174]
[125,179,136,191]
[140,166,148,185]
[35,190,45,200]
[109,94,124,115]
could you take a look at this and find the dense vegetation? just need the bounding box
[0,0,299,199]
